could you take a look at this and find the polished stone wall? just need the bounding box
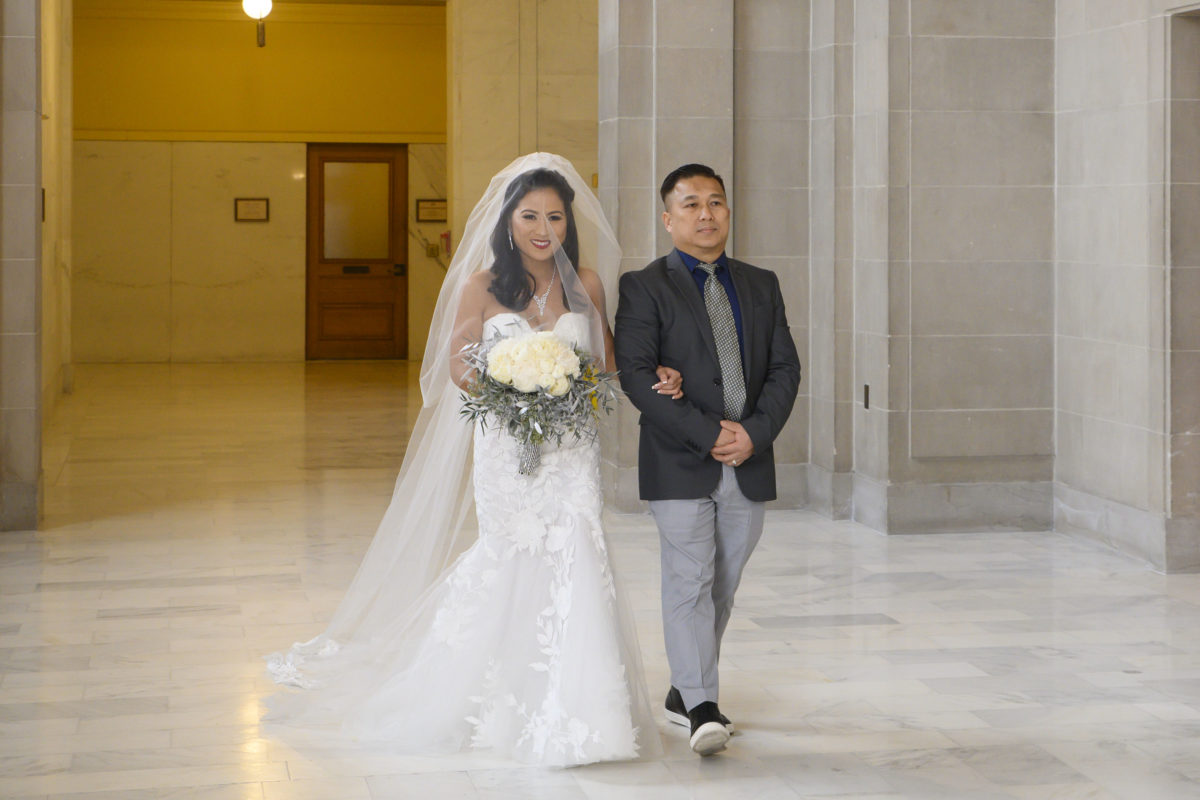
[1,0,42,529]
[806,0,1057,533]
[71,142,447,363]
[72,141,307,362]
[407,143,449,359]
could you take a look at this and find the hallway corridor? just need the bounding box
[3,365,1200,798]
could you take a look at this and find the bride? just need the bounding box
[265,153,672,767]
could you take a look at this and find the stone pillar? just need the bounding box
[598,0,735,510]
[733,0,810,507]
[446,0,598,246]
[849,0,891,529]
[1,0,43,529]
[1054,2,1198,571]
[1168,12,1200,569]
[41,0,72,415]
[447,0,520,240]
[807,0,854,517]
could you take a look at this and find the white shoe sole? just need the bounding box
[667,707,735,734]
[689,722,729,756]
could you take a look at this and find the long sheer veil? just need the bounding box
[263,154,655,756]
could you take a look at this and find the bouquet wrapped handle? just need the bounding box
[517,441,542,475]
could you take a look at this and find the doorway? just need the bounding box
[306,143,409,359]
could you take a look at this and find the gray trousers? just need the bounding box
[649,464,765,711]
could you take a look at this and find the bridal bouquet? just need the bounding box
[460,331,617,475]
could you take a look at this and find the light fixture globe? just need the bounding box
[242,0,272,20]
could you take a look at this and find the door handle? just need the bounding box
[393,263,407,276]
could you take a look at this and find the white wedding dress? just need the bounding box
[266,312,654,767]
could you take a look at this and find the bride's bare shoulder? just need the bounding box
[459,270,497,308]
[463,269,495,293]
[576,267,606,303]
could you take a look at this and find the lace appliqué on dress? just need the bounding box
[458,424,635,764]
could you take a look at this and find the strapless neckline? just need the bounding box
[482,311,585,334]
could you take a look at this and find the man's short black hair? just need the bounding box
[660,163,726,206]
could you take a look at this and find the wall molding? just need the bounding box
[75,0,442,25]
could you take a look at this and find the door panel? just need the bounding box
[318,304,394,339]
[322,161,391,259]
[306,144,408,359]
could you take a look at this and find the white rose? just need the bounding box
[486,339,518,386]
[559,351,580,378]
[490,358,513,384]
[521,358,546,392]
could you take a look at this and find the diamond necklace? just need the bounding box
[532,270,556,317]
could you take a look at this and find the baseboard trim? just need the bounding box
[1052,483,1200,573]
[883,480,1053,534]
[807,464,852,519]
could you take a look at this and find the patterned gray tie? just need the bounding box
[697,263,747,421]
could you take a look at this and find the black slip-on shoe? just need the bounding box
[687,701,730,756]
[666,686,735,732]
[715,703,735,734]
[665,686,689,727]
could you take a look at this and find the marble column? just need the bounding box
[1054,1,1185,570]
[40,0,71,419]
[1169,12,1200,569]
[807,0,853,517]
[849,0,890,530]
[598,0,736,510]
[1,0,43,529]
[447,0,597,245]
[733,0,810,507]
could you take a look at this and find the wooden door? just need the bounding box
[306,144,408,359]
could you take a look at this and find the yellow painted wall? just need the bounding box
[42,0,73,416]
[74,0,446,142]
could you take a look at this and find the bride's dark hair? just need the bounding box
[488,168,580,311]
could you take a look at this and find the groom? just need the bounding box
[614,164,801,756]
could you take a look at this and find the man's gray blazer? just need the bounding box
[614,250,801,503]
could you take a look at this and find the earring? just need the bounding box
[508,229,514,249]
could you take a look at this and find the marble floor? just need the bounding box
[4,363,1200,799]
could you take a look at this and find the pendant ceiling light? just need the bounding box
[242,0,272,47]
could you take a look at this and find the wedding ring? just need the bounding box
[732,459,738,466]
